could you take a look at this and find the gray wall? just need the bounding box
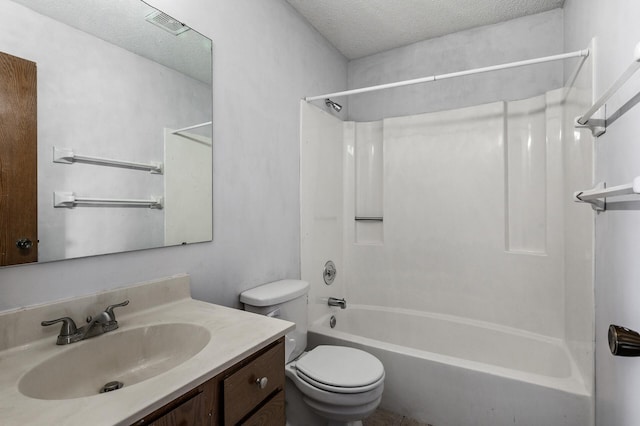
[0,0,347,311]
[564,1,640,425]
[347,9,564,122]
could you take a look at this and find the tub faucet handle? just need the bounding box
[328,297,347,309]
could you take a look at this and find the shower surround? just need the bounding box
[300,80,594,423]
[346,95,561,336]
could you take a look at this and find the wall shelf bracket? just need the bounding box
[574,116,606,137]
[574,178,640,211]
[575,40,640,137]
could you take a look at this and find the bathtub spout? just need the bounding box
[328,297,347,309]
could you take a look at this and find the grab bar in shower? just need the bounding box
[574,177,640,211]
[575,41,640,137]
[355,216,384,221]
[54,192,163,209]
[53,147,163,174]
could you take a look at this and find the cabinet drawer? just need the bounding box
[224,342,284,425]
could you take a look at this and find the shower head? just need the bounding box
[325,99,343,113]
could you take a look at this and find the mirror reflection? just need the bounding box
[0,0,213,266]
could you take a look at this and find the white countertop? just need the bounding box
[0,275,294,425]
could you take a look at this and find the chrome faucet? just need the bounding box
[41,300,129,345]
[328,297,347,309]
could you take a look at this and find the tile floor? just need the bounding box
[363,408,433,426]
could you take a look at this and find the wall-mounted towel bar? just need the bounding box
[53,147,163,174]
[575,41,640,137]
[54,192,163,209]
[355,217,384,221]
[574,177,640,211]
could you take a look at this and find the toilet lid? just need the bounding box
[295,346,384,390]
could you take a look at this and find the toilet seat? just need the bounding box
[297,369,385,394]
[285,362,384,407]
[295,346,385,394]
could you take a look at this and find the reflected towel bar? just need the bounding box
[171,121,212,135]
[574,177,640,211]
[576,41,640,136]
[54,192,163,209]
[53,147,162,174]
[355,217,384,221]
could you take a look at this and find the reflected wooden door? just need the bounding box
[0,51,37,265]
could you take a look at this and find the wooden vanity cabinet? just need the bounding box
[133,338,285,426]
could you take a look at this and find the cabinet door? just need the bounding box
[134,379,216,426]
[240,391,285,426]
[149,390,208,426]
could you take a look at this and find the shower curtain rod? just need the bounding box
[305,49,589,101]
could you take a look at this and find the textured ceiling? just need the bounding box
[10,0,212,84]
[286,0,564,59]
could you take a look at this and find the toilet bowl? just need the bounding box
[240,280,385,425]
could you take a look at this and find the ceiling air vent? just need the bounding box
[145,11,190,36]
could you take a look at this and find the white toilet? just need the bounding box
[240,279,385,426]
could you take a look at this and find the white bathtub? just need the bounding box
[307,305,592,426]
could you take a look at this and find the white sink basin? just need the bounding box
[19,323,210,400]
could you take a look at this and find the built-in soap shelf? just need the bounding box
[355,216,384,222]
[574,177,640,211]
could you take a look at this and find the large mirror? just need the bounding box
[0,0,213,266]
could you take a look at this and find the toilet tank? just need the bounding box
[240,279,309,362]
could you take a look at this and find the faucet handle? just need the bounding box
[41,317,78,338]
[42,317,82,345]
[104,300,129,321]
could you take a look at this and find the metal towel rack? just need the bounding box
[575,41,640,137]
[355,217,384,221]
[54,192,163,209]
[53,147,163,174]
[171,121,212,135]
[574,177,640,211]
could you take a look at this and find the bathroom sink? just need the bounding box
[19,323,210,400]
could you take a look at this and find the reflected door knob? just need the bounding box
[16,238,33,250]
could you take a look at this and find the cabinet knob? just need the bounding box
[255,377,268,389]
